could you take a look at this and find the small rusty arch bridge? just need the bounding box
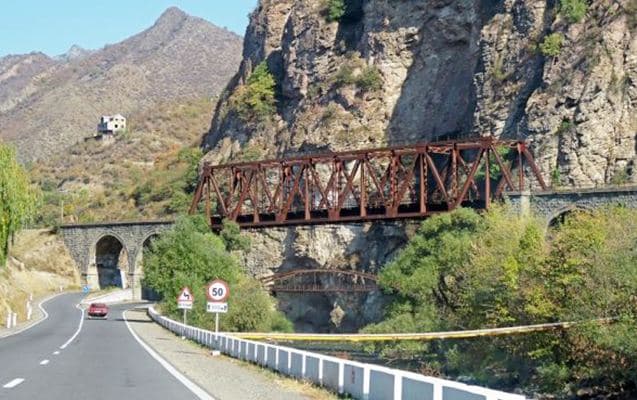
[260,269,379,293]
[190,137,547,229]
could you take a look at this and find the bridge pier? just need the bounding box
[507,186,637,224]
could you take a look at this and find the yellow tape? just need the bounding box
[231,318,614,342]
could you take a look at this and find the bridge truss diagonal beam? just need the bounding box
[190,137,547,228]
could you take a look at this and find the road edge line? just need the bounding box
[122,309,215,400]
[0,292,66,339]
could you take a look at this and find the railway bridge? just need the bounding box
[57,138,637,296]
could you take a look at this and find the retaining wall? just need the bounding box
[147,307,525,400]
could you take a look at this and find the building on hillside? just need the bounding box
[97,114,126,134]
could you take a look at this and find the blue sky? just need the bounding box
[0,1,257,57]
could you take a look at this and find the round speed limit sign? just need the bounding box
[206,279,230,302]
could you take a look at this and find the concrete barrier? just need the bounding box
[148,307,525,400]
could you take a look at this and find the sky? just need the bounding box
[0,1,257,57]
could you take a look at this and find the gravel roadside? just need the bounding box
[125,308,337,400]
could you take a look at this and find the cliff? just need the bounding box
[203,0,637,187]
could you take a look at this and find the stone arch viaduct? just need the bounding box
[57,187,637,300]
[59,220,173,299]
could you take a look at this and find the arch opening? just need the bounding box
[95,235,129,289]
[548,206,589,228]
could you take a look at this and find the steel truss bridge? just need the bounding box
[259,269,378,293]
[190,137,547,229]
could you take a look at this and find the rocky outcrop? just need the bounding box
[240,221,417,332]
[204,0,637,187]
[200,0,637,329]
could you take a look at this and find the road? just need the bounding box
[0,293,205,400]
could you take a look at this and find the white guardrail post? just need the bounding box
[146,306,526,400]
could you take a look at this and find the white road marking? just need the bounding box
[0,292,67,339]
[123,309,215,400]
[53,351,60,355]
[40,359,50,365]
[3,378,25,388]
[59,304,84,349]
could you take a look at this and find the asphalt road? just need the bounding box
[0,293,202,400]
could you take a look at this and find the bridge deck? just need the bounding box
[190,137,547,228]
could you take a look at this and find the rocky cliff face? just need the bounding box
[0,7,242,162]
[203,0,637,187]
[241,221,417,332]
[201,0,637,330]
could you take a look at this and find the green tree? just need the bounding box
[325,0,345,22]
[220,219,251,252]
[539,33,565,57]
[230,62,276,122]
[0,143,37,266]
[560,0,588,23]
[143,215,291,332]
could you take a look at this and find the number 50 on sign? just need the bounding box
[206,279,230,303]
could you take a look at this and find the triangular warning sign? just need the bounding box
[177,287,194,302]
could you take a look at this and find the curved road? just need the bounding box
[0,293,202,399]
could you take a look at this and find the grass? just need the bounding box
[1,229,81,323]
[30,97,213,225]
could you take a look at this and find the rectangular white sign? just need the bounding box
[178,301,193,310]
[207,302,228,313]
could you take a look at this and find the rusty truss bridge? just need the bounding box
[260,269,378,293]
[190,137,547,228]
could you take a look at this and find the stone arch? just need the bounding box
[548,205,591,228]
[90,233,130,290]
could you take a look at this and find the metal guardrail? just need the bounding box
[147,306,525,400]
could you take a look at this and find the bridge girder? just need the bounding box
[190,137,547,228]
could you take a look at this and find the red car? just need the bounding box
[87,303,109,319]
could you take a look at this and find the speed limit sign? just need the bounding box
[206,279,230,302]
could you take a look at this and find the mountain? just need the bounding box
[0,52,58,114]
[202,0,637,188]
[56,45,93,62]
[0,7,243,161]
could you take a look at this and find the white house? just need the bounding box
[97,114,126,134]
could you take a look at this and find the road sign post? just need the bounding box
[177,287,194,337]
[206,280,230,340]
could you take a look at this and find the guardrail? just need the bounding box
[148,306,525,400]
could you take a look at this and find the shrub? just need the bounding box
[325,0,346,22]
[539,33,565,57]
[230,62,276,122]
[143,215,291,332]
[357,66,383,91]
[334,59,383,93]
[560,0,588,23]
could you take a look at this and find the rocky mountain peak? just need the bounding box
[0,7,243,162]
[56,44,92,62]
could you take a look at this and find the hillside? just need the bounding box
[31,97,212,225]
[202,0,637,188]
[0,7,242,162]
[1,229,80,324]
